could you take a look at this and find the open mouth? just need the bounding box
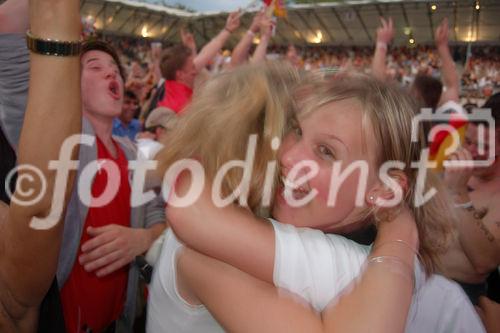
[108,80,121,100]
[279,173,310,201]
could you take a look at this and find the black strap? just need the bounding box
[144,81,166,121]
[135,256,153,284]
[37,279,66,333]
[0,126,16,204]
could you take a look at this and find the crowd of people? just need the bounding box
[0,0,499,333]
[97,33,499,106]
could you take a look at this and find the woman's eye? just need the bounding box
[318,145,335,159]
[293,125,302,137]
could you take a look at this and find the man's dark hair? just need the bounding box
[412,74,443,109]
[467,92,500,128]
[160,44,193,81]
[81,40,125,81]
[482,92,500,127]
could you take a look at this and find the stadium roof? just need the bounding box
[81,0,500,46]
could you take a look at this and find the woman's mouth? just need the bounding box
[279,174,311,202]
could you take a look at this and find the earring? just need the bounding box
[369,195,375,203]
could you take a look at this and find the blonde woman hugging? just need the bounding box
[147,63,485,333]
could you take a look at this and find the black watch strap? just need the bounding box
[26,31,82,57]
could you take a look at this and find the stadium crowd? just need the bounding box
[100,34,499,104]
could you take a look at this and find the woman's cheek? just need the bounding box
[314,169,361,209]
[312,169,332,203]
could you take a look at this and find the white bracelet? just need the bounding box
[367,255,415,289]
[454,201,473,209]
[247,30,256,37]
[376,42,387,51]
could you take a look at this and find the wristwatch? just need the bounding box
[26,31,82,57]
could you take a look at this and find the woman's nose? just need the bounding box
[280,141,311,175]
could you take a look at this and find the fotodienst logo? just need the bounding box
[411,104,495,168]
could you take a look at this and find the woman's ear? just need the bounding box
[365,169,408,208]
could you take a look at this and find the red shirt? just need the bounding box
[158,80,193,114]
[61,138,131,333]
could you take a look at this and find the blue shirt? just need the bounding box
[112,118,141,141]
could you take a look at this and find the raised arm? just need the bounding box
[0,0,81,323]
[436,18,460,105]
[178,207,417,333]
[193,11,241,71]
[372,17,394,81]
[250,14,273,63]
[180,28,197,57]
[167,175,275,283]
[230,11,263,68]
[150,43,163,86]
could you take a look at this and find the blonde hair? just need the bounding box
[156,66,452,274]
[294,71,453,275]
[156,61,300,216]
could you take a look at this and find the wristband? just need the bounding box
[247,30,256,37]
[373,239,419,256]
[376,42,388,51]
[26,30,82,57]
[367,255,415,289]
[224,27,234,34]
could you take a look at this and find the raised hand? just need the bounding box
[151,42,162,62]
[225,10,241,33]
[435,18,449,48]
[259,14,274,38]
[181,28,197,53]
[249,9,265,34]
[376,17,394,45]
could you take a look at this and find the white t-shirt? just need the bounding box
[147,220,486,333]
[147,229,224,333]
[271,220,486,333]
[273,220,370,311]
[137,138,164,160]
